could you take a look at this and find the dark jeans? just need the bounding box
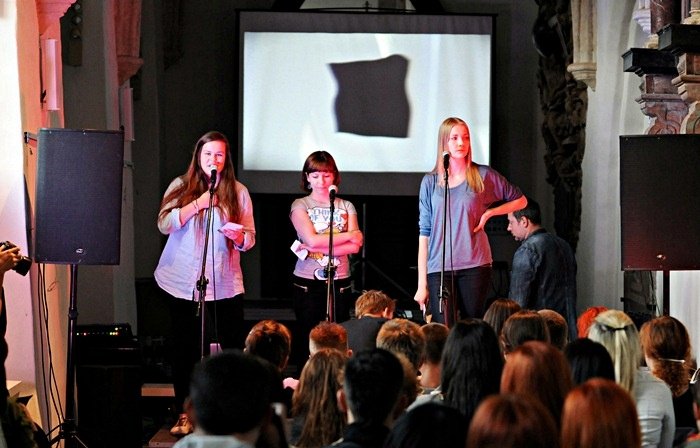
[291,276,353,372]
[427,265,492,324]
[162,289,245,412]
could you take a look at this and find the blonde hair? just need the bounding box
[587,310,641,393]
[433,117,484,193]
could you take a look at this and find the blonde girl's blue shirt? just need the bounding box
[418,164,523,274]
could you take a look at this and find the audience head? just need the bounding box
[500,340,573,426]
[441,319,503,422]
[244,320,292,371]
[354,289,395,319]
[500,310,550,355]
[640,315,692,397]
[587,310,640,392]
[561,378,641,448]
[186,350,273,437]
[421,322,449,366]
[467,394,560,448]
[339,348,403,425]
[482,298,521,339]
[384,402,467,448]
[376,318,426,371]
[291,348,346,447]
[537,309,569,350]
[577,305,608,338]
[394,353,421,418]
[309,321,349,356]
[564,337,616,385]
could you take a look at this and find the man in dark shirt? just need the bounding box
[341,290,395,353]
[506,198,577,342]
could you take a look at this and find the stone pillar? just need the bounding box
[568,0,597,90]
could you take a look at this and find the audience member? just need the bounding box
[341,290,395,353]
[640,315,696,441]
[376,319,426,371]
[482,298,521,340]
[418,323,449,393]
[576,305,607,338]
[538,309,569,350]
[561,378,641,448]
[416,319,502,423]
[245,320,294,414]
[290,349,346,448]
[500,310,549,356]
[588,309,675,448]
[174,350,274,448]
[564,337,615,385]
[384,402,467,448]
[328,349,403,448]
[466,394,560,448]
[683,383,700,447]
[309,321,350,357]
[393,353,421,419]
[500,340,573,428]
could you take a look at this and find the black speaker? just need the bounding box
[33,128,124,265]
[77,364,142,448]
[620,134,700,270]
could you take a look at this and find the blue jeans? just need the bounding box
[427,265,492,324]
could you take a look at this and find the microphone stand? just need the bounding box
[325,192,337,322]
[439,158,455,327]
[195,174,216,359]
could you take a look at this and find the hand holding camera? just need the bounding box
[0,241,32,276]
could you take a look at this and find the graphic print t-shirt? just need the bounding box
[290,196,356,280]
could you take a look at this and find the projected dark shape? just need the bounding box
[330,54,410,138]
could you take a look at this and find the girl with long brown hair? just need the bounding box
[155,131,255,435]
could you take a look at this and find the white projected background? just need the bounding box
[242,33,491,172]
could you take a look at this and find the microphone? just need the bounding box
[209,167,217,191]
[328,185,338,201]
[442,151,450,171]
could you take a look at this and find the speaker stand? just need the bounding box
[50,264,88,448]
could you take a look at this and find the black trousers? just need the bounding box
[162,288,244,411]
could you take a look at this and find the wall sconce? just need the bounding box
[41,38,59,111]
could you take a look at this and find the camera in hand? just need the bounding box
[0,241,32,276]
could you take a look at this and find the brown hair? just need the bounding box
[159,131,242,231]
[467,394,559,448]
[639,315,691,397]
[561,378,641,448]
[421,323,449,365]
[538,309,569,350]
[376,319,426,370]
[244,320,292,371]
[500,340,573,427]
[500,310,550,355]
[483,298,521,339]
[354,290,396,318]
[291,349,346,447]
[300,151,340,191]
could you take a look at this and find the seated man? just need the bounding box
[329,349,403,448]
[341,290,395,353]
[175,350,275,448]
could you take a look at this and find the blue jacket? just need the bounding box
[508,228,577,342]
